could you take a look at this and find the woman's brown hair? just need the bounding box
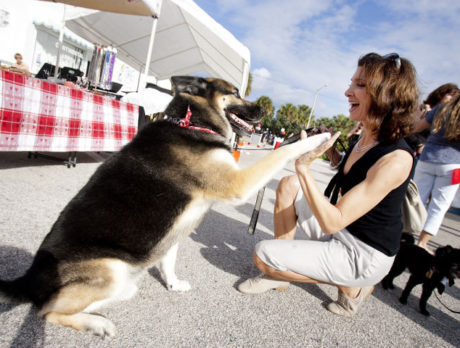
[357,53,419,143]
[424,83,459,107]
[432,93,460,143]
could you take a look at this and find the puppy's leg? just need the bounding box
[419,280,435,316]
[159,243,191,292]
[399,275,421,305]
[382,257,406,290]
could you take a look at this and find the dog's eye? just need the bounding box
[233,90,240,98]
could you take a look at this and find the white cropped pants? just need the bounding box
[255,190,394,287]
[414,160,460,235]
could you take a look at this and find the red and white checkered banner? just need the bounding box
[0,70,138,152]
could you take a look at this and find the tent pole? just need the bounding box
[136,66,144,92]
[141,14,159,91]
[54,4,66,78]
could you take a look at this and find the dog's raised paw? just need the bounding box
[168,279,191,292]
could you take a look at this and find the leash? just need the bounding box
[435,291,460,314]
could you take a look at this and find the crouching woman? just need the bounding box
[238,53,418,317]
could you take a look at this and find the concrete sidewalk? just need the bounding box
[0,149,459,348]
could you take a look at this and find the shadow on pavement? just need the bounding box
[0,152,110,170]
[192,205,460,346]
[190,209,266,281]
[375,284,460,346]
[0,246,45,348]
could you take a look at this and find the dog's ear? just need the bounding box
[171,76,208,96]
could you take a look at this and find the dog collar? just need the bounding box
[426,267,435,279]
[178,105,219,135]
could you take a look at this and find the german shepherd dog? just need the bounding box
[381,237,460,316]
[0,76,330,337]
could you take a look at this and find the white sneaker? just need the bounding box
[237,274,289,294]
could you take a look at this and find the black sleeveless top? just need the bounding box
[325,139,413,256]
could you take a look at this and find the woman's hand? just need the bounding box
[295,132,341,172]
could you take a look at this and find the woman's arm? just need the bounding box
[412,106,433,133]
[295,141,412,234]
[413,118,430,134]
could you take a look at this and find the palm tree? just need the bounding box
[255,96,275,131]
[277,103,299,123]
[244,72,252,97]
[297,104,312,127]
[255,95,274,118]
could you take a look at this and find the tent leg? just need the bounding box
[144,15,159,77]
[139,6,161,91]
[54,4,66,78]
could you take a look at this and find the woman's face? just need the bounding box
[344,66,371,122]
[441,93,453,104]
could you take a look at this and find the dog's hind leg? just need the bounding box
[399,275,421,305]
[382,257,406,290]
[158,243,191,292]
[39,281,116,337]
[38,258,133,337]
[45,312,115,337]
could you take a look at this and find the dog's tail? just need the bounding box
[0,276,30,304]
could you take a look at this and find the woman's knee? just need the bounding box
[254,242,277,274]
[276,175,300,205]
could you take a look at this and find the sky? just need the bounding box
[194,0,460,118]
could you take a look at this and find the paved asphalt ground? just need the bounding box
[0,147,459,348]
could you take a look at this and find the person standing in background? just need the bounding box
[412,93,460,252]
[406,83,459,167]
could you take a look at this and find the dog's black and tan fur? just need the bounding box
[0,76,330,337]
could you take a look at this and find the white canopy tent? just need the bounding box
[42,0,160,16]
[41,0,251,95]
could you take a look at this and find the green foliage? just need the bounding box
[277,103,298,123]
[244,72,253,97]
[297,104,312,127]
[255,95,275,132]
[312,114,357,151]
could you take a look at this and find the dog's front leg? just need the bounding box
[158,244,191,292]
[208,133,331,203]
[399,275,421,305]
[419,280,436,316]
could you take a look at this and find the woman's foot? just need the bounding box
[237,274,289,294]
[327,286,374,317]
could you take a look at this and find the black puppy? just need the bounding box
[382,241,460,316]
